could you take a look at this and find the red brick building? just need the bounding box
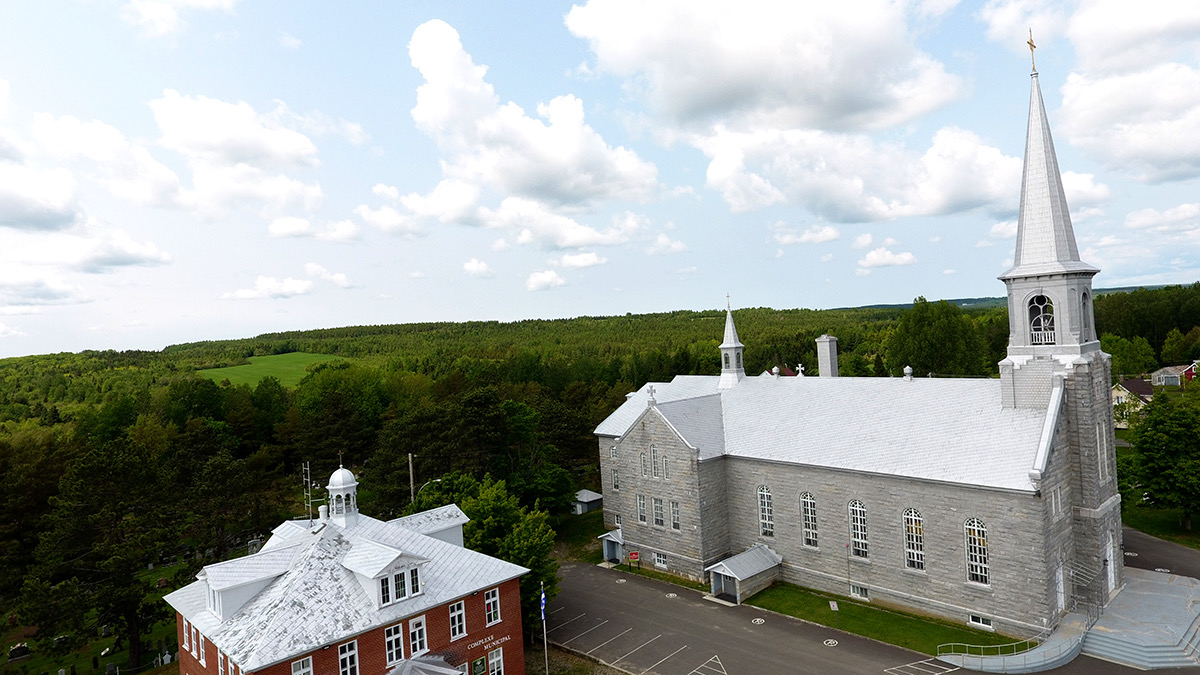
[165,468,527,675]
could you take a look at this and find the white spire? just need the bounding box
[1000,72,1097,280]
[718,298,745,389]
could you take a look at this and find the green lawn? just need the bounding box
[747,583,1015,655]
[1123,505,1200,549]
[198,352,346,387]
[553,510,606,564]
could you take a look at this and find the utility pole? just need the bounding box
[408,453,415,502]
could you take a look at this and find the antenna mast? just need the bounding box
[303,461,313,526]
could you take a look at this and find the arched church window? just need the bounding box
[335,494,344,515]
[1029,295,1055,345]
[724,353,730,368]
[903,508,924,570]
[736,353,742,368]
[849,500,868,558]
[800,492,818,548]
[965,518,989,584]
[758,486,774,537]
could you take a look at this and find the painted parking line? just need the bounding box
[614,634,662,664]
[641,644,689,673]
[884,658,960,675]
[586,627,633,655]
[689,655,727,675]
[546,612,586,634]
[561,619,610,645]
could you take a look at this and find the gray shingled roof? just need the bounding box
[705,544,782,580]
[164,512,526,672]
[597,373,1047,492]
[575,489,603,503]
[388,504,469,535]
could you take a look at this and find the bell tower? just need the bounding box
[718,299,745,389]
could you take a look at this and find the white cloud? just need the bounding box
[978,0,1068,56]
[268,102,369,146]
[557,252,607,268]
[0,275,89,306]
[857,247,916,267]
[73,230,172,273]
[566,0,963,132]
[820,253,834,262]
[491,238,509,251]
[120,0,241,37]
[463,258,493,277]
[32,114,180,206]
[697,125,1020,220]
[526,270,566,291]
[0,79,9,119]
[268,216,359,241]
[944,268,957,274]
[305,263,353,288]
[152,90,317,167]
[222,275,313,299]
[400,179,480,223]
[407,19,659,213]
[354,204,421,236]
[852,233,873,249]
[770,222,840,245]
[280,32,302,49]
[373,183,400,200]
[0,162,79,231]
[1125,203,1200,239]
[486,198,637,249]
[647,232,686,254]
[0,322,25,338]
[990,220,1018,238]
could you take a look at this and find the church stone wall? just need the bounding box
[723,458,1053,637]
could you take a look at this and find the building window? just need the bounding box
[641,453,647,477]
[849,500,868,558]
[654,552,667,568]
[485,587,501,626]
[965,518,989,585]
[612,468,620,490]
[653,497,664,527]
[663,458,670,480]
[450,601,466,641]
[850,584,869,599]
[291,657,313,675]
[218,651,226,675]
[198,632,206,665]
[410,615,428,656]
[969,614,994,629]
[801,492,818,548]
[385,624,404,664]
[671,500,680,530]
[904,508,925,571]
[410,567,422,596]
[724,353,730,368]
[651,445,660,478]
[1081,292,1093,341]
[339,640,357,675]
[614,513,622,527]
[1096,425,1108,481]
[758,485,774,537]
[637,494,647,523]
[610,445,616,458]
[1029,295,1055,345]
[182,619,190,651]
[488,648,504,675]
[380,575,391,604]
[191,626,199,656]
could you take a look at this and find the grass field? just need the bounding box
[198,352,346,387]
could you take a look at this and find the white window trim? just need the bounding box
[291,656,313,675]
[850,584,869,600]
[969,614,994,630]
[758,485,774,538]
[849,500,868,559]
[670,500,680,531]
[182,619,190,651]
[653,552,667,568]
[903,508,925,571]
[651,445,660,478]
[339,640,358,675]
[488,647,504,675]
[965,518,990,586]
[384,623,404,665]
[653,497,664,527]
[218,650,226,675]
[198,632,206,666]
[611,467,619,491]
[801,492,818,548]
[637,494,647,524]
[409,615,428,657]
[449,600,467,641]
[485,587,502,626]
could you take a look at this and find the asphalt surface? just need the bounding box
[547,559,1193,674]
[1121,526,1200,579]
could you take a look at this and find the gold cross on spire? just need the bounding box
[1028,28,1037,73]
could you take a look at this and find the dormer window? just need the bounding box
[379,565,423,606]
[206,580,222,618]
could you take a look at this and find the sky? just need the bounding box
[1,0,1198,358]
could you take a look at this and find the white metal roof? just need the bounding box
[597,373,1048,492]
[201,544,303,591]
[705,544,782,581]
[388,504,469,535]
[575,489,603,503]
[164,511,526,672]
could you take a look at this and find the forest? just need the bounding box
[2,282,1199,669]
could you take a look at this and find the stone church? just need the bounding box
[594,68,1122,638]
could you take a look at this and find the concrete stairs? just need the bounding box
[1081,568,1200,670]
[1083,610,1200,669]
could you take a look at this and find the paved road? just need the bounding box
[1122,526,1200,579]
[547,562,1156,674]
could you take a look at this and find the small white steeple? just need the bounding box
[326,465,360,529]
[718,297,746,389]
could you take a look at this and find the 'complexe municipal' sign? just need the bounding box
[467,634,511,651]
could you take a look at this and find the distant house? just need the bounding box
[165,468,527,675]
[572,489,603,515]
[1111,379,1153,429]
[1150,362,1198,387]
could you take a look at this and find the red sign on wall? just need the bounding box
[629,551,639,561]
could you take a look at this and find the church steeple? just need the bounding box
[326,465,360,529]
[718,299,745,389]
[999,63,1101,408]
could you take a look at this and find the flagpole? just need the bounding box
[541,581,549,675]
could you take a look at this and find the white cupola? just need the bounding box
[327,465,360,528]
[718,299,746,389]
